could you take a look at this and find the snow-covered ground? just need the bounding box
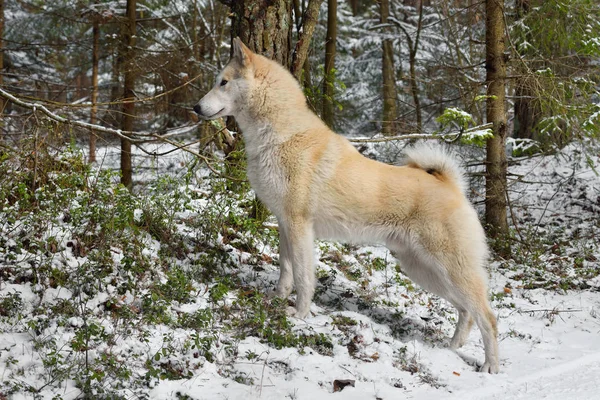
[1,138,598,399]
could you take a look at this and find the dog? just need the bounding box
[194,38,499,373]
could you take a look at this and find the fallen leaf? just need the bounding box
[333,379,355,392]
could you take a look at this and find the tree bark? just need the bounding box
[513,79,540,139]
[120,0,136,190]
[348,0,359,16]
[485,0,509,255]
[225,0,294,221]
[392,2,423,133]
[290,0,323,81]
[89,13,100,163]
[381,0,397,136]
[322,0,337,128]
[228,0,293,67]
[513,0,539,140]
[0,0,4,116]
[408,1,423,133]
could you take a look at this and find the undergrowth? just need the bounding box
[1,137,597,398]
[0,142,321,398]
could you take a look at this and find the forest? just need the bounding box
[0,0,599,398]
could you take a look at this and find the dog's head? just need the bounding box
[193,38,254,120]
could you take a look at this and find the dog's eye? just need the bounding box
[220,79,228,87]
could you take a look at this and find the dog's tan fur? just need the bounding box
[195,38,499,373]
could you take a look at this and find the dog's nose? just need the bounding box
[193,104,202,115]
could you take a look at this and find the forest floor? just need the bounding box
[1,137,599,399]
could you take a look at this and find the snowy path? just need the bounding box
[439,352,600,400]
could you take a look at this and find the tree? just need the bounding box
[380,0,397,135]
[221,0,294,220]
[512,0,540,140]
[485,0,509,254]
[227,0,293,67]
[291,0,323,81]
[0,0,4,117]
[322,0,337,128]
[83,2,104,163]
[121,0,136,190]
[391,0,424,133]
[510,0,600,145]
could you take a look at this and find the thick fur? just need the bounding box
[195,38,499,373]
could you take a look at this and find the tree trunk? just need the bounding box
[348,0,358,16]
[513,79,540,139]
[513,0,539,140]
[108,45,122,128]
[0,0,4,117]
[229,0,293,67]
[381,0,397,136]
[485,0,509,255]
[290,0,323,81]
[120,0,136,190]
[322,0,337,128]
[89,14,100,163]
[408,1,423,133]
[392,2,423,133]
[226,0,294,221]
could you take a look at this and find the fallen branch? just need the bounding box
[348,124,492,143]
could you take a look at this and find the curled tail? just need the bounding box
[403,143,468,194]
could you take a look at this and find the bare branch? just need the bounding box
[0,86,149,143]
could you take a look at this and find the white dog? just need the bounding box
[194,38,499,373]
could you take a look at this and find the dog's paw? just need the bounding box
[449,337,466,349]
[479,361,500,374]
[286,306,309,319]
[286,306,299,317]
[267,290,282,299]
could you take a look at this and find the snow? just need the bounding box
[1,139,599,399]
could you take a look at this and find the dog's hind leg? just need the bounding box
[390,242,499,373]
[444,270,499,373]
[471,299,499,373]
[273,219,294,299]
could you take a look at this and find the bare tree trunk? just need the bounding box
[485,0,509,255]
[229,0,293,67]
[322,0,337,128]
[290,0,323,81]
[408,1,423,133]
[0,0,4,117]
[392,1,423,133]
[348,0,358,15]
[381,0,397,136]
[224,0,294,221]
[513,0,539,140]
[108,45,122,128]
[120,0,136,190]
[89,14,100,163]
[513,79,540,139]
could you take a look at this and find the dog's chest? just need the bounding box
[245,147,287,216]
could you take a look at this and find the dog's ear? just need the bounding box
[232,37,253,67]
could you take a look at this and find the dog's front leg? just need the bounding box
[286,218,315,318]
[274,218,293,298]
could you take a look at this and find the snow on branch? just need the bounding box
[349,123,493,144]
